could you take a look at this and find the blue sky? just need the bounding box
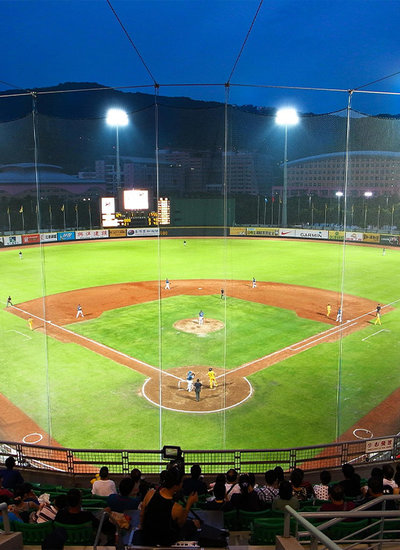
[2,0,400,113]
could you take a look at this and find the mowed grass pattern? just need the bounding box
[67,295,329,369]
[0,238,399,449]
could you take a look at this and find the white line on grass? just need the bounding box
[6,329,31,340]
[362,329,390,342]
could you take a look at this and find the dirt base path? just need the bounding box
[3,280,396,444]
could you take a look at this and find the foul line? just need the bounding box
[6,329,31,340]
[8,305,184,383]
[362,329,390,341]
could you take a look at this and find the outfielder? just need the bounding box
[76,304,84,318]
[208,367,217,389]
[165,278,170,290]
[252,277,256,288]
[6,296,13,308]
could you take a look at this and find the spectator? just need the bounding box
[55,488,98,526]
[272,481,300,512]
[313,470,331,501]
[208,473,226,495]
[92,466,117,497]
[361,477,396,510]
[290,468,313,501]
[138,467,199,546]
[230,473,263,511]
[382,464,398,491]
[0,456,24,491]
[225,468,241,500]
[321,484,355,512]
[256,469,279,506]
[202,482,233,511]
[274,466,285,484]
[33,494,68,524]
[182,464,207,496]
[13,483,39,522]
[394,463,400,488]
[338,463,363,499]
[0,477,13,500]
[107,477,141,512]
[0,496,23,523]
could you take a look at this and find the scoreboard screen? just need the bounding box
[157,198,170,225]
[124,189,149,211]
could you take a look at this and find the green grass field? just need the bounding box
[0,238,399,450]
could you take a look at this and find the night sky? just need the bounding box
[2,0,400,114]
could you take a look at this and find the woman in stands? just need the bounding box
[230,473,264,511]
[272,481,300,511]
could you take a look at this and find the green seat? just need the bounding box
[53,521,94,545]
[223,509,240,530]
[82,498,107,509]
[13,521,53,544]
[238,509,272,530]
[314,499,330,506]
[327,519,369,541]
[301,505,320,512]
[299,499,315,508]
[250,518,285,545]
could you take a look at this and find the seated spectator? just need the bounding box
[338,463,363,500]
[394,463,400,488]
[138,467,199,546]
[361,476,396,510]
[0,456,24,491]
[230,473,263,511]
[0,477,13,500]
[256,469,279,506]
[313,470,331,501]
[225,468,241,500]
[92,466,117,497]
[274,466,285,484]
[290,468,313,501]
[182,464,208,496]
[55,488,98,526]
[13,483,40,522]
[32,494,68,524]
[272,481,300,512]
[320,484,355,512]
[107,477,141,512]
[202,482,233,511]
[382,464,398,491]
[0,496,23,523]
[208,473,226,494]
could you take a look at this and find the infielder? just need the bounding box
[336,306,342,323]
[28,318,33,331]
[208,367,217,389]
[374,312,382,325]
[76,304,84,318]
[198,310,204,325]
[165,278,170,290]
[220,289,225,299]
[326,303,331,318]
[252,277,256,288]
[6,296,12,307]
[186,370,195,392]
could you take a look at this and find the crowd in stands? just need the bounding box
[1,454,400,548]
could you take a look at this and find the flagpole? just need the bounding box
[49,204,53,232]
[88,201,92,230]
[7,207,11,232]
[75,205,78,230]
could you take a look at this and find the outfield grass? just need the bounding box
[0,238,399,450]
[67,295,328,369]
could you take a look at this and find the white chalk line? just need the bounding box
[362,329,390,342]
[142,376,254,414]
[6,329,31,340]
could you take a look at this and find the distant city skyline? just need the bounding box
[2,0,400,114]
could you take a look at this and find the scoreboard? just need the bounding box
[157,198,170,225]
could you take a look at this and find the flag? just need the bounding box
[49,204,52,214]
[325,203,328,211]
[61,204,65,212]
[74,204,78,212]
[19,205,23,213]
[35,204,38,214]
[6,207,9,215]
[392,205,395,213]
[271,196,275,203]
[264,197,268,203]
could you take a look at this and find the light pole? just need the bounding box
[276,108,299,227]
[363,191,372,229]
[106,108,129,194]
[335,191,343,227]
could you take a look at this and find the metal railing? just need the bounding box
[0,435,399,476]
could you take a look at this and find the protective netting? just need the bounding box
[0,81,399,453]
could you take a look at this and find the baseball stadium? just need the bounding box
[1,5,400,487]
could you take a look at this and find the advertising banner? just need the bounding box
[363,233,380,243]
[127,228,160,237]
[380,234,400,246]
[4,235,22,246]
[329,231,344,240]
[230,227,247,236]
[279,228,297,237]
[57,231,75,241]
[366,437,394,454]
[247,228,279,236]
[22,234,40,244]
[40,232,58,243]
[346,231,363,242]
[280,229,328,239]
[75,229,109,240]
[0,237,3,247]
[109,228,127,238]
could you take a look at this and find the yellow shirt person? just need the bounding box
[208,368,217,389]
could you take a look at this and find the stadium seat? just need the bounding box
[13,521,53,544]
[238,509,273,530]
[249,518,286,545]
[223,509,240,530]
[53,521,94,545]
[326,519,369,541]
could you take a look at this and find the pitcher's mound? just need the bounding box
[174,318,224,335]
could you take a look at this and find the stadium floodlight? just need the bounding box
[106,108,129,193]
[363,191,373,228]
[336,191,344,226]
[276,108,299,227]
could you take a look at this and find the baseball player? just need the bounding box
[326,303,331,318]
[252,277,256,288]
[382,248,386,256]
[194,379,202,401]
[220,289,225,299]
[336,306,342,323]
[76,304,84,319]
[6,296,13,308]
[165,278,170,290]
[198,310,204,325]
[28,318,33,331]
[374,312,382,325]
[18,251,22,260]
[186,370,195,392]
[208,367,218,389]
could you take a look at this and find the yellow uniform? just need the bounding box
[208,368,217,389]
[28,318,33,331]
[374,313,381,325]
[326,304,331,318]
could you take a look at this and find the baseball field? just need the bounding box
[0,237,399,451]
